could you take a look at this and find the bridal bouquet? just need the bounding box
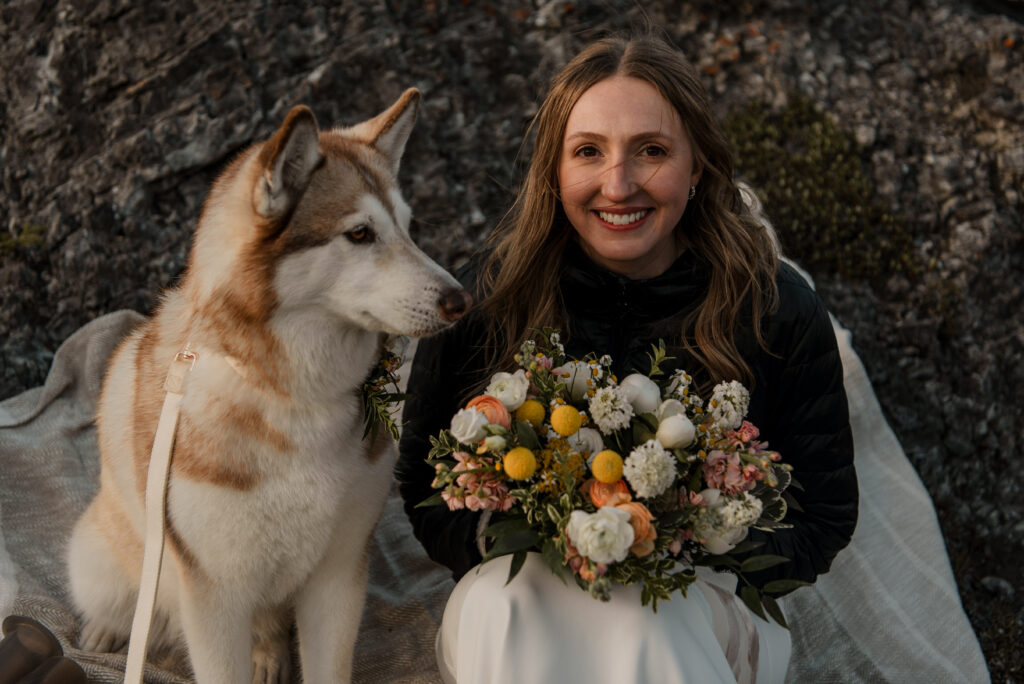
[420,329,799,624]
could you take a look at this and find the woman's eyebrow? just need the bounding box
[564,131,674,144]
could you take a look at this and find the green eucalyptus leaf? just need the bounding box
[740,555,791,573]
[414,491,446,508]
[695,554,741,569]
[762,595,789,629]
[516,420,542,451]
[541,538,568,584]
[657,510,689,528]
[481,516,531,539]
[632,421,655,445]
[638,412,659,431]
[505,550,528,586]
[762,578,813,595]
[484,529,542,560]
[740,585,767,621]
[729,539,766,555]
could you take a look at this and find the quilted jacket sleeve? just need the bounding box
[738,266,858,590]
[394,309,490,581]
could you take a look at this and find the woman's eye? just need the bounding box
[345,225,375,244]
[641,145,667,157]
[575,145,600,158]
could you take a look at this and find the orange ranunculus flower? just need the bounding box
[466,395,512,429]
[588,479,632,508]
[616,501,657,557]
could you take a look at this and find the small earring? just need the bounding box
[688,185,696,199]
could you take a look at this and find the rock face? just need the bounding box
[1,0,1021,677]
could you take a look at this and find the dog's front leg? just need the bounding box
[178,575,253,684]
[294,535,371,684]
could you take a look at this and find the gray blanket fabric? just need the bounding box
[0,310,988,683]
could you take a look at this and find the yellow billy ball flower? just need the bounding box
[591,449,624,484]
[550,405,582,436]
[515,399,546,428]
[503,447,538,480]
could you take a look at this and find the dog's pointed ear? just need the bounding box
[253,105,323,221]
[366,88,420,175]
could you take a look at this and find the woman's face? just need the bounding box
[557,75,701,280]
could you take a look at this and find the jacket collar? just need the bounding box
[559,240,711,324]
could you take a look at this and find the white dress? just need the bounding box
[436,553,791,684]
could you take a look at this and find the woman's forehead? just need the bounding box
[563,76,685,140]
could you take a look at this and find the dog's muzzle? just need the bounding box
[438,288,473,322]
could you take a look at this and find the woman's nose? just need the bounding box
[601,161,636,202]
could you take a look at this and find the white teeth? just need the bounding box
[597,209,650,225]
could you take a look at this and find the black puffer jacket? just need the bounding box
[395,243,857,589]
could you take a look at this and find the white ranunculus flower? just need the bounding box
[656,413,696,449]
[554,361,593,401]
[449,408,489,444]
[618,373,661,415]
[485,369,530,410]
[566,507,635,564]
[656,398,687,421]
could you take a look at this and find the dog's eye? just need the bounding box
[345,225,375,244]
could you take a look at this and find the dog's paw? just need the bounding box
[252,639,291,684]
[78,619,127,653]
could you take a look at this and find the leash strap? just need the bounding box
[123,349,195,683]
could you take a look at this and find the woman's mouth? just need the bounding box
[594,208,653,227]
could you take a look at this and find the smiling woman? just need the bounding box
[558,75,701,279]
[396,34,858,684]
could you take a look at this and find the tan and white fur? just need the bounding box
[66,89,470,683]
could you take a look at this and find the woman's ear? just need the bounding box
[690,160,704,188]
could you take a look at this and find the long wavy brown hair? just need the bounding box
[477,35,779,388]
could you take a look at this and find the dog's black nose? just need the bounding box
[438,288,472,322]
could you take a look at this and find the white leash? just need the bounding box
[123,347,196,684]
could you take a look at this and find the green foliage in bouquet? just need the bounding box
[361,337,410,441]
[422,329,797,624]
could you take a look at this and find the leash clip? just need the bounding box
[165,345,198,394]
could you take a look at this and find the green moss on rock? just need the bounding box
[725,96,918,283]
[0,224,46,255]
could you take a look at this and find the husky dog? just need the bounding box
[66,90,470,683]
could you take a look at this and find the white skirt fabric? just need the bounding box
[436,553,791,684]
